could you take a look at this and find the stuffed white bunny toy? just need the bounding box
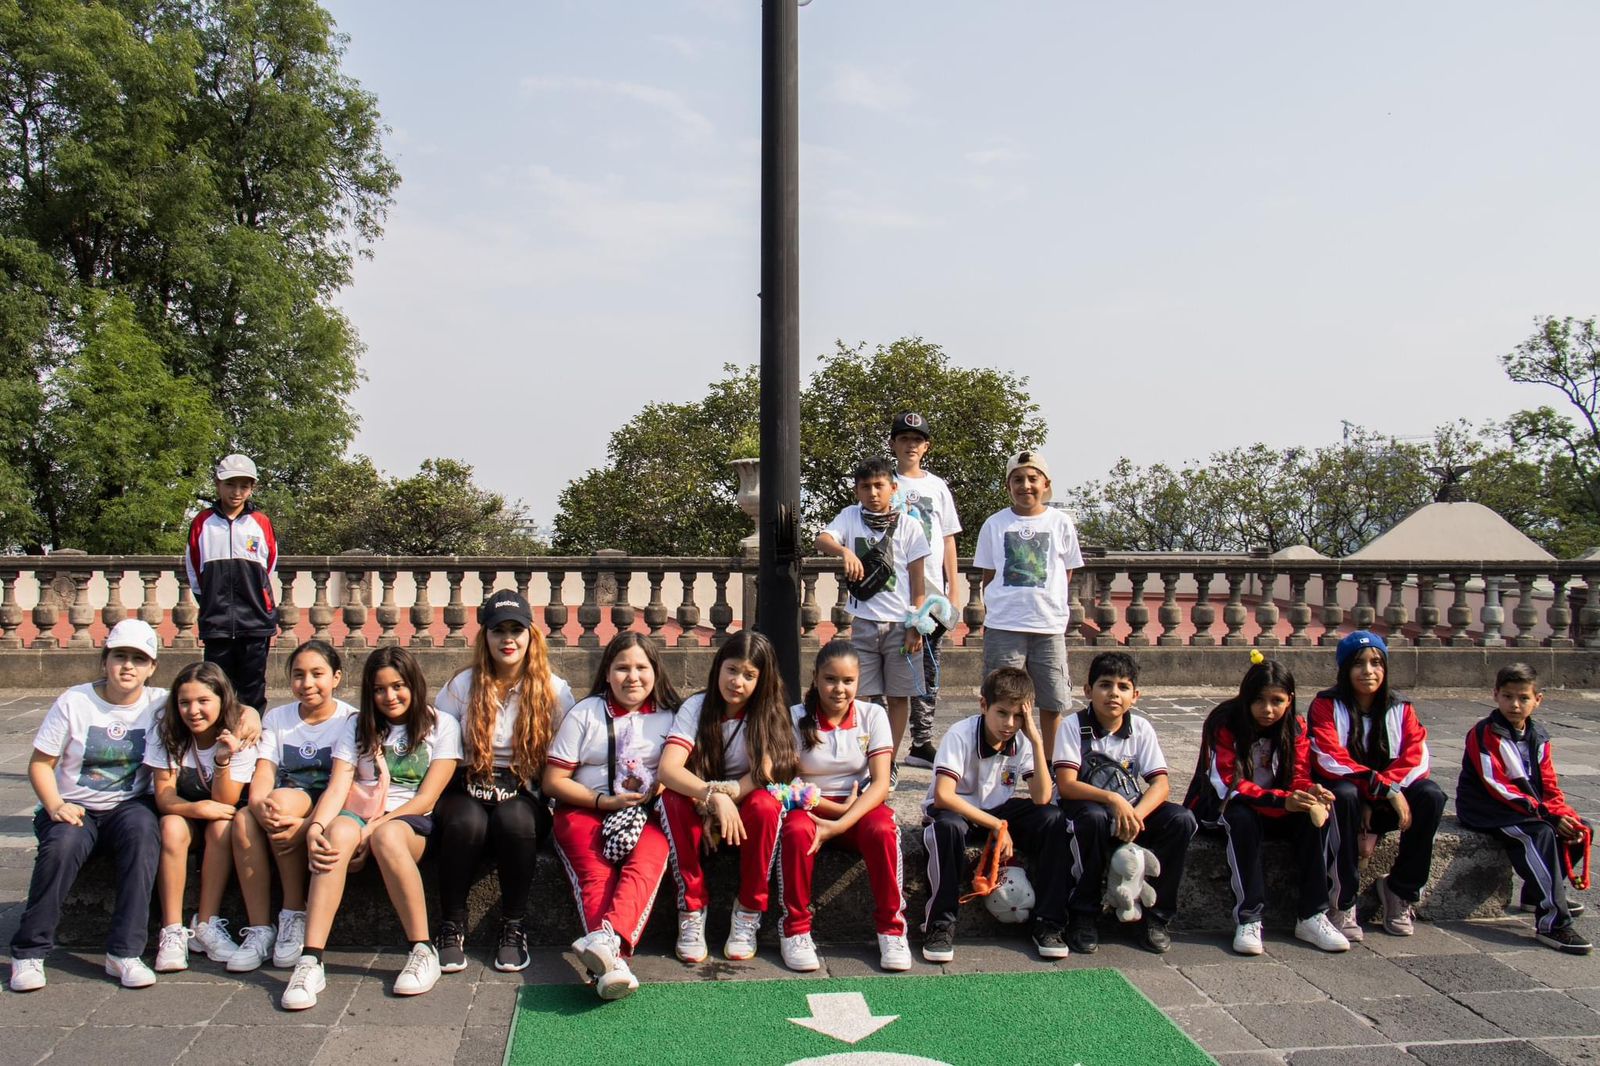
[1103,843,1161,922]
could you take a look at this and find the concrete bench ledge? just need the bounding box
[56,806,1512,949]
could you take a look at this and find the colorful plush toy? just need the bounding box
[766,778,822,812]
[1103,843,1161,922]
[904,593,955,636]
[617,755,653,796]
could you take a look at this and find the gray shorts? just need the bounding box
[850,619,925,699]
[982,627,1071,712]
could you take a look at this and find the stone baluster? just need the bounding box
[515,569,533,603]
[800,571,821,643]
[1447,572,1474,647]
[309,570,334,642]
[1066,571,1089,646]
[376,569,399,645]
[709,572,733,645]
[31,568,60,649]
[101,570,128,631]
[276,566,300,643]
[1092,572,1119,646]
[1414,574,1441,647]
[441,571,467,647]
[962,565,986,644]
[408,570,433,647]
[1253,570,1280,647]
[577,569,603,647]
[1190,570,1217,646]
[1480,575,1506,647]
[1383,572,1410,647]
[644,570,668,641]
[0,569,20,648]
[341,569,370,649]
[675,571,700,647]
[138,570,163,632]
[1351,578,1376,631]
[1319,570,1344,646]
[172,581,199,648]
[1124,571,1150,647]
[1285,573,1312,646]
[1546,576,1574,649]
[831,574,852,640]
[545,570,569,646]
[62,569,93,647]
[1511,574,1540,648]
[1580,579,1600,649]
[1155,572,1183,647]
[611,568,635,636]
[1222,572,1248,647]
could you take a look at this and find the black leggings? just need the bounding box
[433,785,551,925]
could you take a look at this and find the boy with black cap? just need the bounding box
[889,412,962,769]
[185,454,277,712]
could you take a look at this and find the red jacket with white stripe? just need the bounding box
[184,503,278,639]
[1307,693,1431,800]
[1185,716,1313,822]
[1455,710,1577,830]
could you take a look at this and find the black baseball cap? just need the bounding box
[478,589,533,630]
[891,411,930,440]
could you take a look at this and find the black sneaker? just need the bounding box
[1536,924,1593,955]
[435,920,468,973]
[921,922,956,963]
[494,919,531,972]
[1519,898,1587,918]
[1067,914,1099,955]
[1032,920,1070,960]
[905,742,938,769]
[1139,916,1172,954]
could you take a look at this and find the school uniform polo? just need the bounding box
[789,700,893,796]
[923,715,1036,815]
[546,696,675,794]
[666,693,750,778]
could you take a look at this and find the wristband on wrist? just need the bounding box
[308,821,324,834]
[594,792,603,810]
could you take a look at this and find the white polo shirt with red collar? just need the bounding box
[666,692,750,778]
[790,700,893,796]
[546,694,675,793]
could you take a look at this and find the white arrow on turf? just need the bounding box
[789,992,899,1045]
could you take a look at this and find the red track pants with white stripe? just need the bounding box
[779,802,905,937]
[660,788,783,914]
[550,805,670,955]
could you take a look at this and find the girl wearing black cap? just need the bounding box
[431,590,575,973]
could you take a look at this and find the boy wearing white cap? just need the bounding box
[185,453,278,712]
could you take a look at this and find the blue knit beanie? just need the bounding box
[1335,630,1388,670]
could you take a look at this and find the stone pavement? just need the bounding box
[1,687,1597,1066]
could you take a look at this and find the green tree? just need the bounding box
[1499,316,1600,530]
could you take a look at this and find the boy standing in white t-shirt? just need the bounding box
[973,450,1083,763]
[889,412,962,770]
[816,456,931,759]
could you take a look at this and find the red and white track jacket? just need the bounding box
[1307,693,1431,800]
[184,503,278,639]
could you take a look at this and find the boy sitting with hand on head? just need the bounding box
[816,456,931,763]
[1054,652,1197,955]
[921,667,1071,962]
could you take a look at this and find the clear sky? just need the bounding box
[323,1,1600,526]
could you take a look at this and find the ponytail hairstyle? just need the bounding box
[1331,647,1394,770]
[359,645,434,759]
[158,661,242,771]
[458,620,560,784]
[587,631,682,712]
[689,631,797,787]
[288,638,342,679]
[798,640,860,752]
[1196,659,1301,791]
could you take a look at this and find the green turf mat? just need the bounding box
[507,968,1214,1066]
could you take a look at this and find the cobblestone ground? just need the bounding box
[1,687,1597,1066]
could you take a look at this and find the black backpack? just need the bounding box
[1077,712,1145,803]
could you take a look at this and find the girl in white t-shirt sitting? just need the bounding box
[544,632,680,1001]
[148,662,256,972]
[281,646,461,1010]
[779,640,910,974]
[658,631,798,963]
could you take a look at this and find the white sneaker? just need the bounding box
[675,910,708,963]
[105,954,157,988]
[280,955,325,1011]
[272,909,307,968]
[878,933,913,972]
[8,958,45,992]
[393,943,441,997]
[1295,912,1353,952]
[1233,921,1265,956]
[780,932,820,972]
[1329,906,1364,943]
[190,915,238,962]
[154,923,190,972]
[596,956,640,1001]
[724,909,761,961]
[227,924,277,973]
[572,922,622,980]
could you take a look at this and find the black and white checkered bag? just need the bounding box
[601,805,647,862]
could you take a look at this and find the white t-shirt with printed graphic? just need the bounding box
[144,724,255,800]
[790,700,894,796]
[667,692,751,779]
[973,506,1084,634]
[823,505,932,624]
[435,670,575,770]
[33,683,166,812]
[922,714,1036,814]
[332,712,463,813]
[1051,709,1170,783]
[896,471,961,597]
[257,700,359,792]
[546,695,675,793]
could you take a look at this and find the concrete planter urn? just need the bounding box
[731,457,761,524]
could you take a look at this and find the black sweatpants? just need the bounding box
[1327,777,1446,908]
[202,634,272,713]
[1062,799,1197,924]
[1208,802,1332,924]
[1486,815,1591,933]
[921,797,1069,930]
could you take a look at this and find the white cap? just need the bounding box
[105,619,159,660]
[215,454,258,482]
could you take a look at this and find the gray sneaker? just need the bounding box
[1377,876,1415,936]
